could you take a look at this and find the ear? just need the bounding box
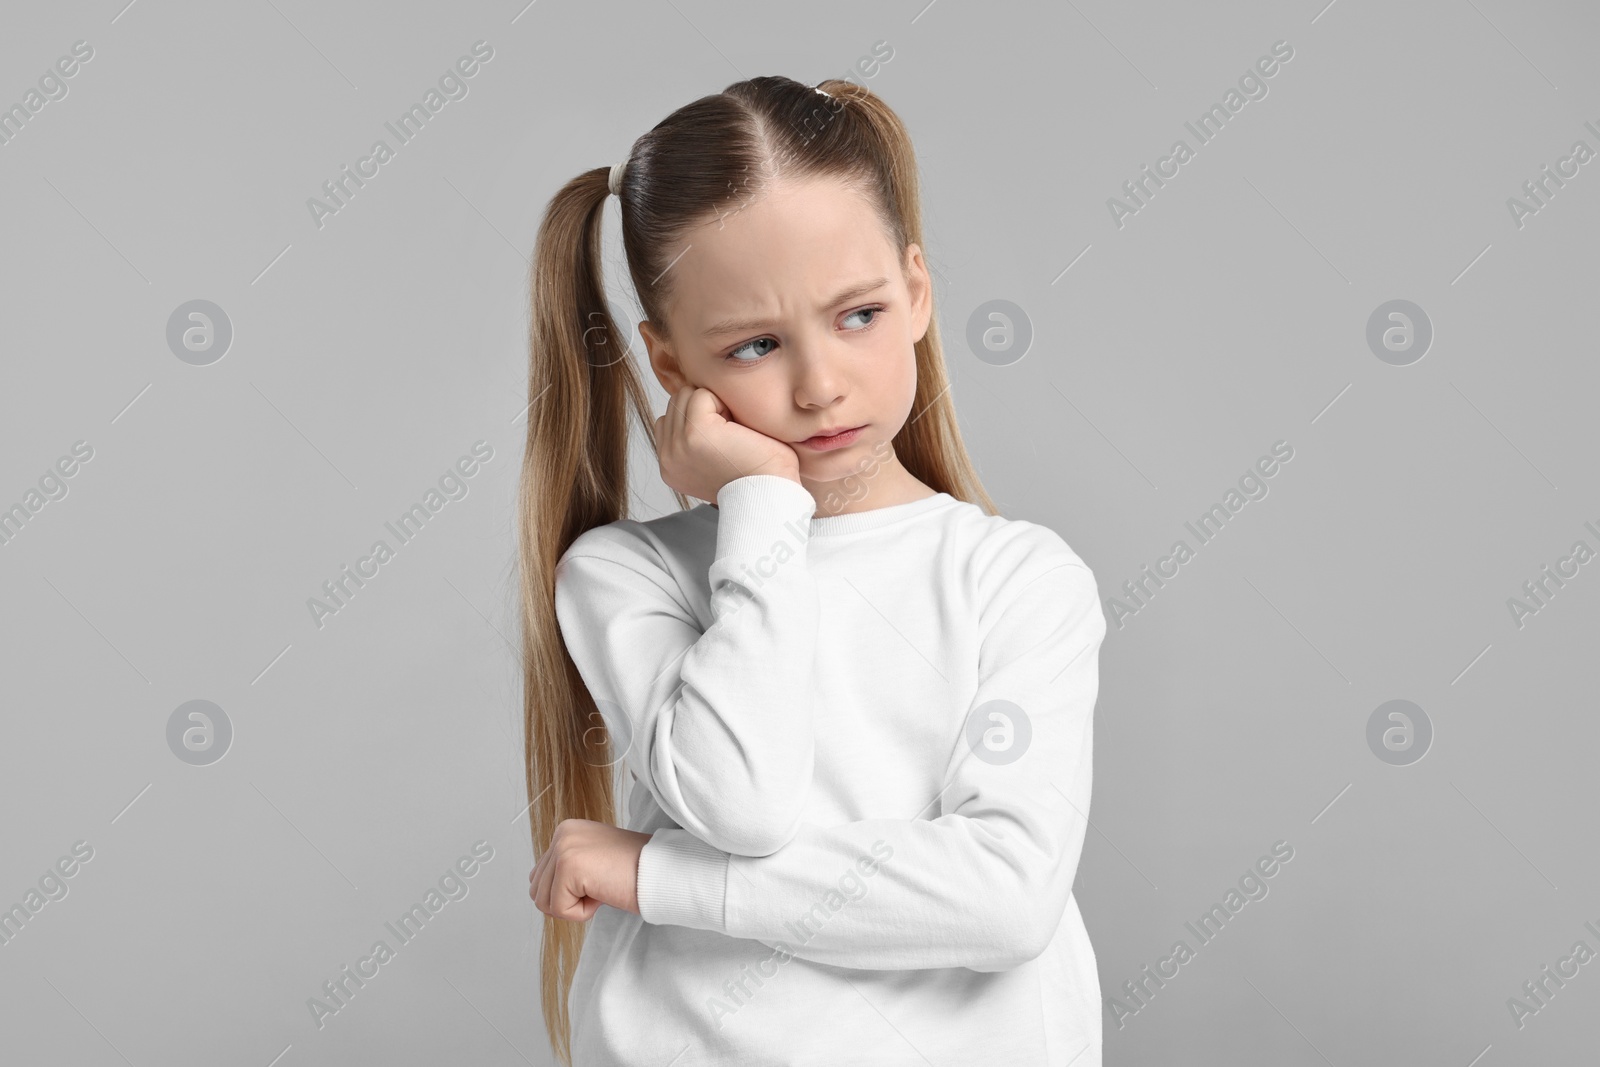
[638,319,690,394]
[902,242,933,345]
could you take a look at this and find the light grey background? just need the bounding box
[2,0,1597,1064]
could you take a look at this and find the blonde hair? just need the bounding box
[517,74,997,1064]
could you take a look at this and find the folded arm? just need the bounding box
[635,557,1107,971]
[555,475,821,857]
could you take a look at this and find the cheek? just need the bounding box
[714,374,781,426]
[880,338,919,406]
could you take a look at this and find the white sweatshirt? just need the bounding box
[553,474,1107,1066]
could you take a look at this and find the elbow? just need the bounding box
[963,831,1076,971]
[1008,913,1055,969]
[966,894,1057,973]
[968,926,1049,973]
[680,760,811,857]
[700,797,805,858]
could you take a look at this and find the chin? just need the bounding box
[798,449,866,478]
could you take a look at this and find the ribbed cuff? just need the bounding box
[714,475,817,561]
[636,828,729,931]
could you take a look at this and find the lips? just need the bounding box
[802,424,863,443]
[797,424,866,451]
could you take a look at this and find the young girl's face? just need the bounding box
[639,175,933,484]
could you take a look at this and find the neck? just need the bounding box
[802,450,937,515]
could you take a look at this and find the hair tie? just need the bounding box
[608,161,627,197]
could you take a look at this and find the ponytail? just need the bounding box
[518,165,663,1067]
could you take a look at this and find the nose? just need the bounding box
[790,332,847,409]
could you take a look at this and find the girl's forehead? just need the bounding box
[671,244,901,337]
[672,185,896,293]
[647,176,904,338]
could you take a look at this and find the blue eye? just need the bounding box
[843,306,883,329]
[721,306,885,364]
[727,337,778,363]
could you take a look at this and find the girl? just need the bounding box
[520,75,1107,1066]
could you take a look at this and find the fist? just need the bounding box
[654,385,801,503]
[529,819,653,922]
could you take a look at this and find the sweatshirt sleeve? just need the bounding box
[634,552,1106,972]
[554,474,821,857]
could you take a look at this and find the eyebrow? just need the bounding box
[701,276,891,338]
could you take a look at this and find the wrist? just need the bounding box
[747,455,802,483]
[635,828,729,930]
[718,469,800,496]
[624,830,650,915]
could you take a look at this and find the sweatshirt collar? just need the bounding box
[697,490,958,537]
[807,491,958,536]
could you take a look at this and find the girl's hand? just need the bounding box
[529,819,653,921]
[655,385,801,503]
